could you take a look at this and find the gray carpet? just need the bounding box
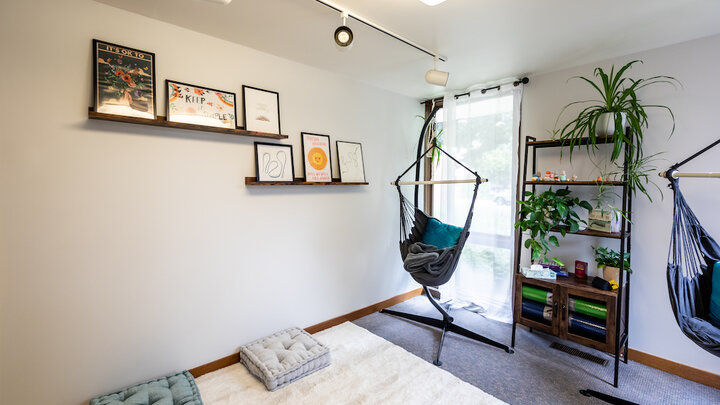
[353,296,720,405]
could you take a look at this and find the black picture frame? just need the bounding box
[166,80,237,129]
[301,132,333,182]
[336,141,366,183]
[254,142,295,182]
[242,85,281,135]
[93,39,156,119]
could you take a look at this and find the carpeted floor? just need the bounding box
[353,296,720,405]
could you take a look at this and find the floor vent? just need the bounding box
[550,342,608,366]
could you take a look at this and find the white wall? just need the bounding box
[522,34,720,375]
[0,1,422,404]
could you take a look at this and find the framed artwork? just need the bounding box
[93,39,156,119]
[166,80,237,129]
[242,85,281,134]
[337,141,366,182]
[254,142,294,182]
[301,132,332,182]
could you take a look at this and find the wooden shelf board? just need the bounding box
[88,107,288,139]
[525,180,625,186]
[516,273,622,298]
[245,177,368,186]
[551,227,627,240]
[527,135,615,148]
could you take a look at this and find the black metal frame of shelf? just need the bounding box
[511,134,632,388]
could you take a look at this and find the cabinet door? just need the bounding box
[514,275,561,336]
[559,286,617,353]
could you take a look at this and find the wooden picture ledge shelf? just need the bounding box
[245,177,368,186]
[88,107,288,139]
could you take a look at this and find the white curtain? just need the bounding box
[433,84,522,323]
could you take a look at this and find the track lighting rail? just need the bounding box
[313,0,447,62]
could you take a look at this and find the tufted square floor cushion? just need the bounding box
[89,370,202,405]
[239,327,331,391]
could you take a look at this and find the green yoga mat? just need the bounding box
[521,285,607,319]
[522,285,552,305]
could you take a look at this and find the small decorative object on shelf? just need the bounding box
[302,132,332,182]
[575,260,588,280]
[93,39,156,119]
[254,142,294,182]
[166,80,236,129]
[242,85,281,134]
[337,141,366,183]
[521,264,557,280]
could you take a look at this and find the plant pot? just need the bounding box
[600,265,620,282]
[596,112,626,136]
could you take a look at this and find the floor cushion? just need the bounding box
[239,327,330,391]
[89,370,202,405]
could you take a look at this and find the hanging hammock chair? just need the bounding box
[381,106,513,366]
[664,139,720,356]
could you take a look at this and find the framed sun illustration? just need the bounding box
[301,132,332,182]
[93,39,156,119]
[166,80,237,129]
[254,142,295,182]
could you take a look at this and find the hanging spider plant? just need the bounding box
[553,60,680,163]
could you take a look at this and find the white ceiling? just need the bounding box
[96,0,720,99]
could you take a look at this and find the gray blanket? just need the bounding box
[403,242,455,277]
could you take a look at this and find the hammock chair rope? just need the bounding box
[664,137,720,357]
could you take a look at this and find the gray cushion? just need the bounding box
[239,327,330,391]
[89,370,202,405]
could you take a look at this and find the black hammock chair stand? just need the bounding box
[381,106,513,367]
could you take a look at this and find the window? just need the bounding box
[432,88,520,322]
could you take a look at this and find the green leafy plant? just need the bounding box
[553,60,679,163]
[592,246,632,273]
[607,152,666,202]
[515,188,593,265]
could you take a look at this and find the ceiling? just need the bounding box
[96,0,720,99]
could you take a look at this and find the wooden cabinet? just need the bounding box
[514,274,626,354]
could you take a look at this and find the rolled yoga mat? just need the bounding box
[521,299,552,324]
[522,286,607,320]
[521,285,552,305]
[568,312,606,341]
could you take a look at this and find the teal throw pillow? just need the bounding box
[421,217,463,249]
[709,261,720,328]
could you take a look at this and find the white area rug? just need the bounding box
[196,322,506,404]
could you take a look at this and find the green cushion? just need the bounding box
[90,371,202,405]
[421,217,463,250]
[710,261,720,328]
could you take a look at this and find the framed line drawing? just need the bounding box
[93,39,156,119]
[166,80,237,129]
[337,141,366,182]
[254,142,294,182]
[301,132,332,182]
[242,85,281,134]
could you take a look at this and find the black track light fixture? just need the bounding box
[334,12,353,47]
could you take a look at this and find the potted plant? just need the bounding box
[553,60,679,164]
[592,246,631,282]
[515,188,592,265]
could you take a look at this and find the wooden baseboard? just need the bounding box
[188,288,423,378]
[304,288,423,334]
[627,348,720,389]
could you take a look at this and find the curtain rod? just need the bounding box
[659,171,720,179]
[454,77,529,99]
[313,0,446,62]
